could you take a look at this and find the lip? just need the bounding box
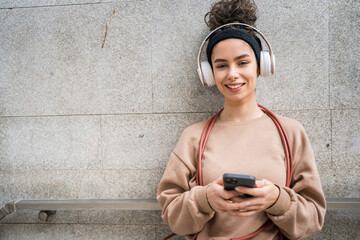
[225,83,245,92]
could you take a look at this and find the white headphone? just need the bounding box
[197,23,275,86]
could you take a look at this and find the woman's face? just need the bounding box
[211,38,258,105]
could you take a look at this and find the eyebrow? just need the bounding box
[213,54,250,63]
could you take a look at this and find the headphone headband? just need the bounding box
[197,23,275,86]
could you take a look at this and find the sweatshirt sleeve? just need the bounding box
[157,152,215,235]
[265,120,326,239]
[157,123,215,236]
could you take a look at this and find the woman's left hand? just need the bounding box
[229,179,280,217]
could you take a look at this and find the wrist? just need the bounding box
[205,184,216,211]
[194,185,215,214]
[267,184,280,209]
[266,185,291,216]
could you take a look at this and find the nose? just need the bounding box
[228,65,239,81]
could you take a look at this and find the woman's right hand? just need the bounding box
[206,177,246,213]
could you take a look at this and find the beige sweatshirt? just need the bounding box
[157,114,326,240]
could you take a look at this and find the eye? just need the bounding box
[215,64,227,69]
[238,61,249,66]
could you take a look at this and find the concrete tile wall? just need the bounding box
[151,0,225,113]
[1,209,358,239]
[276,110,333,196]
[101,113,210,170]
[0,0,359,239]
[0,116,102,170]
[256,0,329,110]
[0,2,153,116]
[329,0,360,109]
[331,110,360,198]
[0,224,156,240]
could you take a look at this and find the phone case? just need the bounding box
[223,173,256,190]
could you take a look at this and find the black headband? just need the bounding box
[206,28,261,68]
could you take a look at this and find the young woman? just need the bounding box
[157,0,326,239]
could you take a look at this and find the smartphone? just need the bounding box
[223,173,256,191]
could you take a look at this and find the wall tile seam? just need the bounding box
[327,0,331,112]
[2,108,360,119]
[150,8,155,114]
[0,223,164,226]
[0,2,103,10]
[0,112,215,118]
[330,109,333,167]
[0,168,165,171]
[100,116,104,169]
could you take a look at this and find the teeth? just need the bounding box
[227,83,244,89]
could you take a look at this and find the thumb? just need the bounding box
[215,177,224,186]
[256,179,267,188]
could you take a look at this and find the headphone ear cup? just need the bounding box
[199,61,215,86]
[260,50,271,77]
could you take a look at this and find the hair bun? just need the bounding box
[205,0,258,31]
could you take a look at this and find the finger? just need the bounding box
[239,204,264,212]
[224,199,255,212]
[207,188,245,211]
[230,195,249,203]
[255,179,268,188]
[231,196,268,210]
[235,180,273,197]
[230,209,258,217]
[235,186,261,197]
[215,177,224,186]
[209,182,238,199]
[221,189,245,200]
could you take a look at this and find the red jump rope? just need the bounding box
[164,104,293,240]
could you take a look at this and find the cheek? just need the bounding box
[248,66,259,82]
[213,68,227,79]
[213,71,222,83]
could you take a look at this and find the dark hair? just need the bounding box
[205,0,258,30]
[204,0,261,48]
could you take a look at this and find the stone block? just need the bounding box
[331,110,360,198]
[308,209,345,240]
[0,2,152,116]
[0,170,81,203]
[325,209,360,239]
[276,110,331,155]
[156,224,185,240]
[76,209,162,225]
[0,169,162,207]
[329,0,360,109]
[77,169,162,199]
[101,113,211,170]
[151,0,224,113]
[307,227,331,240]
[0,224,156,240]
[255,0,329,110]
[0,116,101,170]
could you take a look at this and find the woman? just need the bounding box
[157,0,326,239]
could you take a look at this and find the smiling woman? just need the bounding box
[157,0,326,239]
[212,38,259,114]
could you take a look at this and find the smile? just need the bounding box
[226,83,245,89]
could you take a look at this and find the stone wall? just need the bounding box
[0,0,359,239]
